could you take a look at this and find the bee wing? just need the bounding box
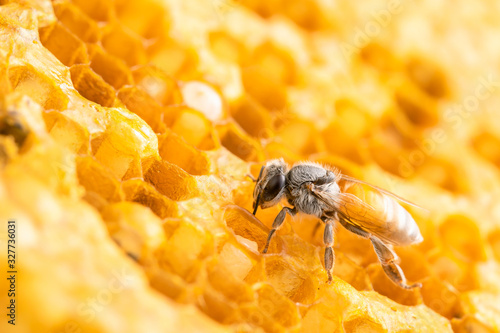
[310,179,423,246]
[309,186,387,234]
[340,175,426,211]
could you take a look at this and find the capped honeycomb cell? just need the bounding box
[181,81,225,122]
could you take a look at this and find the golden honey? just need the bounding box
[1,0,500,332]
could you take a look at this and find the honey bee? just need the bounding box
[251,159,424,289]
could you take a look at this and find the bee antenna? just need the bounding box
[257,166,264,180]
[253,191,261,215]
[247,166,265,182]
[252,166,265,215]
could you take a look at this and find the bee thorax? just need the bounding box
[287,182,340,218]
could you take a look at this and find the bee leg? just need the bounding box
[371,237,421,289]
[262,207,296,254]
[246,174,257,182]
[337,219,370,238]
[337,220,420,289]
[321,217,336,284]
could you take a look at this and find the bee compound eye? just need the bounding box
[263,174,285,201]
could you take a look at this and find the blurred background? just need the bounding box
[1,0,500,332]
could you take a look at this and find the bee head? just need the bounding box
[252,159,288,215]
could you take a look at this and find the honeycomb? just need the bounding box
[1,0,500,332]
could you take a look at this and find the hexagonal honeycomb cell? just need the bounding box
[1,0,500,332]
